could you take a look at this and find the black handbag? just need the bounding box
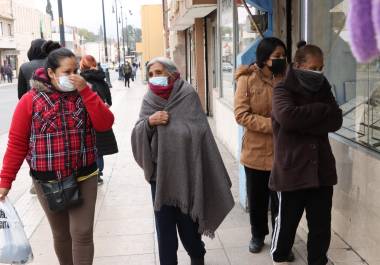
[36,104,87,213]
[37,175,82,213]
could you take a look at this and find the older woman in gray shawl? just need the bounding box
[131,57,234,265]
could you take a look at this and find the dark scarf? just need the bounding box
[293,68,325,93]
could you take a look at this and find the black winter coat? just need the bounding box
[18,59,46,99]
[269,67,343,192]
[18,39,48,99]
[81,69,112,106]
[81,69,118,156]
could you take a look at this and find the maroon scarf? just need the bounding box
[148,74,179,100]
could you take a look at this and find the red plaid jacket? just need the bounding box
[26,88,97,179]
[0,68,115,188]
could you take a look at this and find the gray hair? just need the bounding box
[147,57,178,74]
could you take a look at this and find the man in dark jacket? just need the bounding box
[17,39,47,99]
[4,64,13,83]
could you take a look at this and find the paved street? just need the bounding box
[0,72,363,265]
[0,82,18,135]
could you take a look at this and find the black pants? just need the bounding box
[271,186,333,265]
[151,182,206,265]
[245,167,278,239]
[124,74,131,87]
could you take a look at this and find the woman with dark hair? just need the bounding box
[270,42,342,265]
[80,55,118,185]
[234,37,294,260]
[0,47,114,265]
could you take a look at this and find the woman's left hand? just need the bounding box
[69,75,88,92]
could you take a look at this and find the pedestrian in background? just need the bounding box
[4,64,13,83]
[0,64,5,82]
[234,37,294,261]
[80,55,118,185]
[270,42,343,265]
[132,57,234,265]
[18,40,61,99]
[0,47,114,265]
[123,61,132,87]
[118,64,124,80]
[131,62,138,81]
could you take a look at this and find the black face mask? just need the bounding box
[269,58,287,75]
[294,68,325,93]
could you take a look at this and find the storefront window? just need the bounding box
[236,1,260,54]
[220,0,235,106]
[305,0,380,152]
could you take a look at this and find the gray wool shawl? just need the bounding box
[131,79,234,237]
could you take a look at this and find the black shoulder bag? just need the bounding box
[37,102,87,213]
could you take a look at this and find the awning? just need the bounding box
[245,0,272,12]
[170,0,217,31]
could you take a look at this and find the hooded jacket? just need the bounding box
[269,66,343,192]
[234,64,274,171]
[18,39,47,99]
[80,69,112,106]
[0,68,115,189]
[81,69,118,156]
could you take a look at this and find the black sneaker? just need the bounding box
[190,257,204,265]
[287,250,295,262]
[249,237,264,253]
[29,185,37,195]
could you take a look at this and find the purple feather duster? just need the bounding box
[373,0,380,50]
[347,0,380,63]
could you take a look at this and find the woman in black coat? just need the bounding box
[80,55,118,185]
[270,42,343,265]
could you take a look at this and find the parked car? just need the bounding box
[222,62,233,72]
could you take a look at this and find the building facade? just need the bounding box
[166,0,380,263]
[51,21,82,57]
[140,4,165,74]
[0,0,17,73]
[13,1,52,66]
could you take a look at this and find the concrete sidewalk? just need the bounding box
[1,73,362,265]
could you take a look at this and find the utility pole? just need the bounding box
[162,0,170,57]
[120,5,126,65]
[57,0,65,46]
[114,0,121,67]
[101,0,108,62]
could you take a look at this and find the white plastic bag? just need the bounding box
[0,197,33,264]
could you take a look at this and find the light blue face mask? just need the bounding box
[56,75,76,92]
[149,76,168,86]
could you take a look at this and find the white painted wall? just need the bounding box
[212,91,239,160]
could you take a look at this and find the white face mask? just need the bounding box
[55,75,76,92]
[149,76,168,86]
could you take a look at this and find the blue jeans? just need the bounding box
[96,156,104,175]
[150,182,206,265]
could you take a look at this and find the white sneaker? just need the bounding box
[273,262,290,265]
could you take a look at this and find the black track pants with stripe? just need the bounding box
[271,186,333,265]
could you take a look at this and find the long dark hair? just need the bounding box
[235,37,286,79]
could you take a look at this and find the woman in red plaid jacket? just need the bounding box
[0,48,114,265]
